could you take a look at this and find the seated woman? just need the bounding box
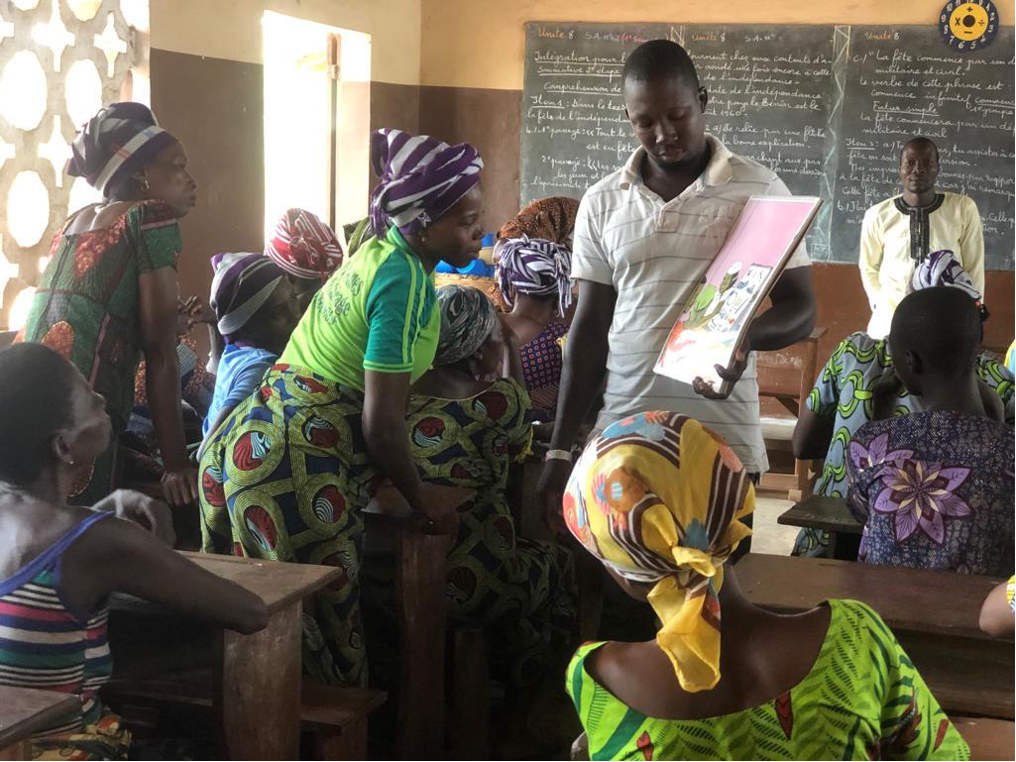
[264,208,345,312]
[791,250,1012,557]
[847,287,1014,576]
[408,285,574,688]
[0,343,267,760]
[206,210,343,376]
[562,411,967,760]
[201,252,301,441]
[495,196,579,420]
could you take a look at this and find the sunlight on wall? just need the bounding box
[262,11,370,240]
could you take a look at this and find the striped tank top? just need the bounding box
[0,511,113,736]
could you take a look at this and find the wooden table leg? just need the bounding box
[0,739,31,761]
[214,602,302,760]
[394,527,452,760]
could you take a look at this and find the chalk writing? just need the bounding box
[522,22,1014,268]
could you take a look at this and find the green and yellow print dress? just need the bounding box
[199,227,439,686]
[407,378,574,686]
[794,332,1014,557]
[568,600,969,761]
[21,201,182,505]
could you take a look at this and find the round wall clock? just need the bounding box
[940,0,999,50]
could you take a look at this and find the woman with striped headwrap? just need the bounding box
[198,128,484,685]
[20,102,198,507]
[408,285,574,690]
[265,208,345,311]
[563,412,967,760]
[495,196,579,419]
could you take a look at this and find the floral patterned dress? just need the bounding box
[20,202,181,505]
[793,332,1014,557]
[406,378,575,685]
[847,410,1014,576]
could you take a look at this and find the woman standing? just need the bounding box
[495,197,579,419]
[21,102,198,507]
[199,128,483,685]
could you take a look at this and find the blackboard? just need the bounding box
[521,22,1014,268]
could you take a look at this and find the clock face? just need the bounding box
[940,0,999,50]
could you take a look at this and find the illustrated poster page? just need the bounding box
[655,196,821,390]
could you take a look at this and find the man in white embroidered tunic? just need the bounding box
[859,136,984,339]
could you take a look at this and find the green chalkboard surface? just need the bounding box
[521,22,1014,268]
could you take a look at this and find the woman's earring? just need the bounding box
[141,177,150,193]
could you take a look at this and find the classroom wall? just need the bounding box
[147,0,422,310]
[144,0,1014,364]
[417,0,1016,360]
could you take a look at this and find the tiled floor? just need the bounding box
[751,495,799,556]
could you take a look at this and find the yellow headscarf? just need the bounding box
[563,412,754,692]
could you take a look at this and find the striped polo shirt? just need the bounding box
[0,512,113,737]
[572,134,811,473]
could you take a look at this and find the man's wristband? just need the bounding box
[544,449,573,463]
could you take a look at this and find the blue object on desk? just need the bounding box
[434,259,494,277]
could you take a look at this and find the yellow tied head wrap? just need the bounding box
[562,412,754,692]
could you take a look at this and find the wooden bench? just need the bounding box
[737,553,1013,719]
[108,552,344,759]
[105,669,385,760]
[757,326,826,500]
[777,495,861,559]
[952,717,1015,760]
[0,687,79,761]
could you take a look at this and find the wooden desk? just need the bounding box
[0,687,79,761]
[777,495,862,559]
[110,552,340,760]
[737,554,1013,719]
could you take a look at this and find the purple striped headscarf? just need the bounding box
[209,252,286,340]
[912,249,981,301]
[68,102,178,197]
[495,235,573,315]
[369,128,483,237]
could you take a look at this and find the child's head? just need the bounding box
[0,343,111,490]
[209,253,301,355]
[889,286,981,397]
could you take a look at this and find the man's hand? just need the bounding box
[97,489,176,547]
[693,347,749,400]
[536,459,572,536]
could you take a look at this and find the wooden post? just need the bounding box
[214,603,303,760]
[393,526,453,760]
[448,628,489,759]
